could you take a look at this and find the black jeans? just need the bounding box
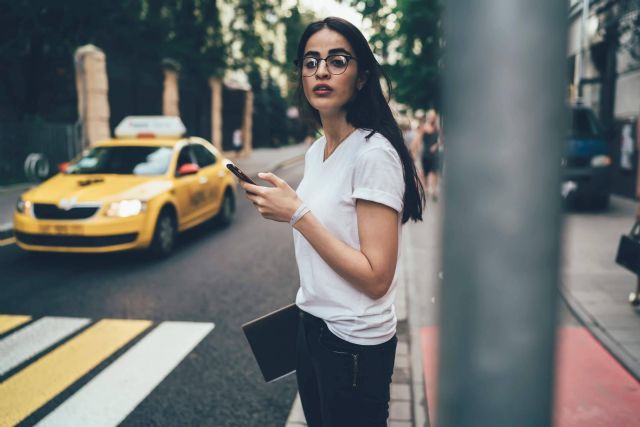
[296,311,397,427]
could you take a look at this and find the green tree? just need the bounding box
[345,0,444,111]
[229,0,301,146]
[284,5,317,102]
[0,0,225,120]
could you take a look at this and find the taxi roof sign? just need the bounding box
[115,116,186,139]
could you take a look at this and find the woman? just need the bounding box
[414,109,443,201]
[241,17,424,426]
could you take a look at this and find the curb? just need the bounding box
[0,223,13,240]
[559,286,640,382]
[404,224,429,427]
[0,183,31,194]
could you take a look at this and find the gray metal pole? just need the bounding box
[436,1,567,426]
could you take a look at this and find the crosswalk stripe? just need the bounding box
[0,315,31,335]
[0,317,91,376]
[0,318,151,427]
[36,321,214,427]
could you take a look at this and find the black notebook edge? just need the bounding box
[241,303,299,383]
[241,303,298,328]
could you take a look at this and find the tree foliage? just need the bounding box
[0,0,226,120]
[284,5,317,101]
[345,0,444,111]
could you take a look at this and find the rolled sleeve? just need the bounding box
[352,145,405,212]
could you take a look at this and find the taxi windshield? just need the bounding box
[67,146,173,175]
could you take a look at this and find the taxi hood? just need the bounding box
[23,174,173,204]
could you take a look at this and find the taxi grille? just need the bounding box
[15,232,138,247]
[33,204,99,220]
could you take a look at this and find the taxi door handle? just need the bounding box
[217,171,225,178]
[199,177,208,184]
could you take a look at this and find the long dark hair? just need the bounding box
[294,17,425,223]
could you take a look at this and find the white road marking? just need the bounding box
[36,321,214,427]
[0,317,91,376]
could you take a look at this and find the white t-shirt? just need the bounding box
[294,128,405,345]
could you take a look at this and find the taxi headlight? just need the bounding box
[16,197,32,214]
[591,155,611,167]
[105,200,146,218]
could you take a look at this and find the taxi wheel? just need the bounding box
[216,190,235,227]
[150,210,176,257]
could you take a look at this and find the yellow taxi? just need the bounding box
[14,116,238,256]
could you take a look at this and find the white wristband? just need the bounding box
[290,202,310,226]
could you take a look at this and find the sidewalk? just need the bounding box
[561,195,640,379]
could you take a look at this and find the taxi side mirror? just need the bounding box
[58,162,70,173]
[178,163,199,176]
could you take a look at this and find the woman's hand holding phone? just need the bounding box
[241,173,302,223]
[225,161,256,185]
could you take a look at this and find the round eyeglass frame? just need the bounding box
[295,54,358,77]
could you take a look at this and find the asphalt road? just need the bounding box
[0,162,305,426]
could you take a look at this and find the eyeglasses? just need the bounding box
[296,54,357,77]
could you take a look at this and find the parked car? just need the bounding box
[561,104,612,209]
[14,116,237,257]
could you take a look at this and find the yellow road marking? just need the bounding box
[0,315,31,335]
[0,237,14,247]
[0,319,152,427]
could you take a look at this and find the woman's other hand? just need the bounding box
[241,172,302,223]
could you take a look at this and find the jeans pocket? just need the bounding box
[318,326,360,388]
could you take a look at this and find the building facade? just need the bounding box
[567,0,640,197]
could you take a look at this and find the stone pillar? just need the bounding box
[74,45,110,146]
[163,69,180,117]
[240,90,254,157]
[210,77,223,151]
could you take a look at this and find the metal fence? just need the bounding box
[0,121,83,184]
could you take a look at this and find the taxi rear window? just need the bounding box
[68,146,173,176]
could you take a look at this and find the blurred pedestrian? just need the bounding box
[400,118,414,151]
[241,16,425,426]
[401,117,424,188]
[414,109,443,201]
